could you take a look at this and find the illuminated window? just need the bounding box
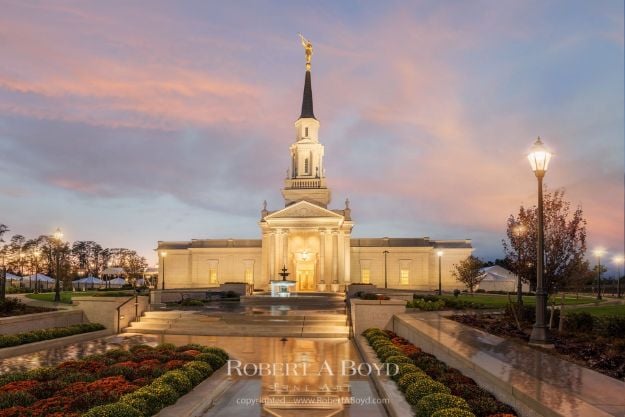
[209,269,218,284]
[400,269,409,285]
[361,269,370,284]
[244,267,253,283]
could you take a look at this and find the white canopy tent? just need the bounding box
[107,277,127,288]
[23,273,55,290]
[4,273,22,287]
[477,265,530,293]
[73,276,104,290]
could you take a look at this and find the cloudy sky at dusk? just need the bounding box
[0,1,623,267]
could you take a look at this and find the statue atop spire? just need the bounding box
[298,33,313,71]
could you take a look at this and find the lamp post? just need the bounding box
[614,256,624,298]
[52,228,64,302]
[383,250,389,289]
[513,224,527,305]
[437,251,444,295]
[527,137,552,345]
[160,251,167,290]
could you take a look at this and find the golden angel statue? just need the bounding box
[298,33,313,70]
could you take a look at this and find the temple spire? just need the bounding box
[300,70,315,119]
[298,34,315,119]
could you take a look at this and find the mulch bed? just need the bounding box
[450,313,625,381]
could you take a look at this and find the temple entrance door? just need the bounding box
[296,263,315,291]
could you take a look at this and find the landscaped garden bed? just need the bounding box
[0,298,55,318]
[363,327,517,417]
[0,323,106,348]
[450,307,625,381]
[0,342,228,417]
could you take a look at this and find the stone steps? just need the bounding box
[124,310,349,338]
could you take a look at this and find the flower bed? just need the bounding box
[0,323,106,348]
[362,327,517,417]
[451,309,625,381]
[0,343,228,417]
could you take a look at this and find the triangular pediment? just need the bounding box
[265,201,343,220]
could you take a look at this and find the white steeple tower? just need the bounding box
[282,39,331,208]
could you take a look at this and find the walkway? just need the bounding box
[394,312,625,417]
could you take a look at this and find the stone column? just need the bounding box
[332,231,339,282]
[319,229,325,283]
[282,230,288,271]
[337,232,345,283]
[269,231,275,280]
[343,234,351,283]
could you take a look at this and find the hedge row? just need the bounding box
[82,345,227,417]
[0,323,106,348]
[362,328,517,417]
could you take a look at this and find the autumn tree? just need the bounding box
[452,255,484,293]
[503,188,586,295]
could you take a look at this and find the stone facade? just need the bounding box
[157,57,473,292]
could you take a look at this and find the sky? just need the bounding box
[0,1,623,270]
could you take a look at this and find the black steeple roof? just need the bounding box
[300,70,315,119]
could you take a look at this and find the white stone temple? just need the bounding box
[157,44,473,292]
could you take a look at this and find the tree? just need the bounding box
[502,188,586,294]
[452,255,484,293]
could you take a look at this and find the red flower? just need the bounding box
[0,380,39,393]
[164,360,186,370]
[181,349,201,357]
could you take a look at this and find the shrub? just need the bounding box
[201,346,229,361]
[397,371,427,392]
[376,345,402,360]
[393,363,420,381]
[183,361,213,378]
[405,378,451,405]
[415,393,471,417]
[182,367,203,385]
[385,355,412,365]
[407,299,446,311]
[448,383,489,399]
[0,335,21,348]
[195,353,226,370]
[363,328,387,338]
[120,390,160,416]
[81,402,143,417]
[155,370,193,395]
[466,395,506,417]
[155,343,177,352]
[0,323,105,348]
[595,315,625,338]
[0,391,37,408]
[140,382,179,406]
[180,298,204,306]
[431,408,477,417]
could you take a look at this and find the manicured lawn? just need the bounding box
[441,294,599,309]
[26,291,132,304]
[564,303,625,317]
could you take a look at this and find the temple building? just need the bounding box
[157,39,472,292]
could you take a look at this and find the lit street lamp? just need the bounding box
[527,137,552,345]
[594,249,605,300]
[53,228,64,303]
[160,251,167,290]
[437,251,444,295]
[614,255,624,298]
[383,250,389,289]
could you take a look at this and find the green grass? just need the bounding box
[440,294,600,309]
[564,303,625,317]
[26,291,133,304]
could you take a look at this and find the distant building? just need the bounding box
[157,43,473,292]
[478,265,529,293]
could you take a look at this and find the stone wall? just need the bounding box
[350,298,405,335]
[0,310,84,335]
[73,295,149,332]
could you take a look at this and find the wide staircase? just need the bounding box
[124,310,349,338]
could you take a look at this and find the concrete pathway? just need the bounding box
[395,312,625,417]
